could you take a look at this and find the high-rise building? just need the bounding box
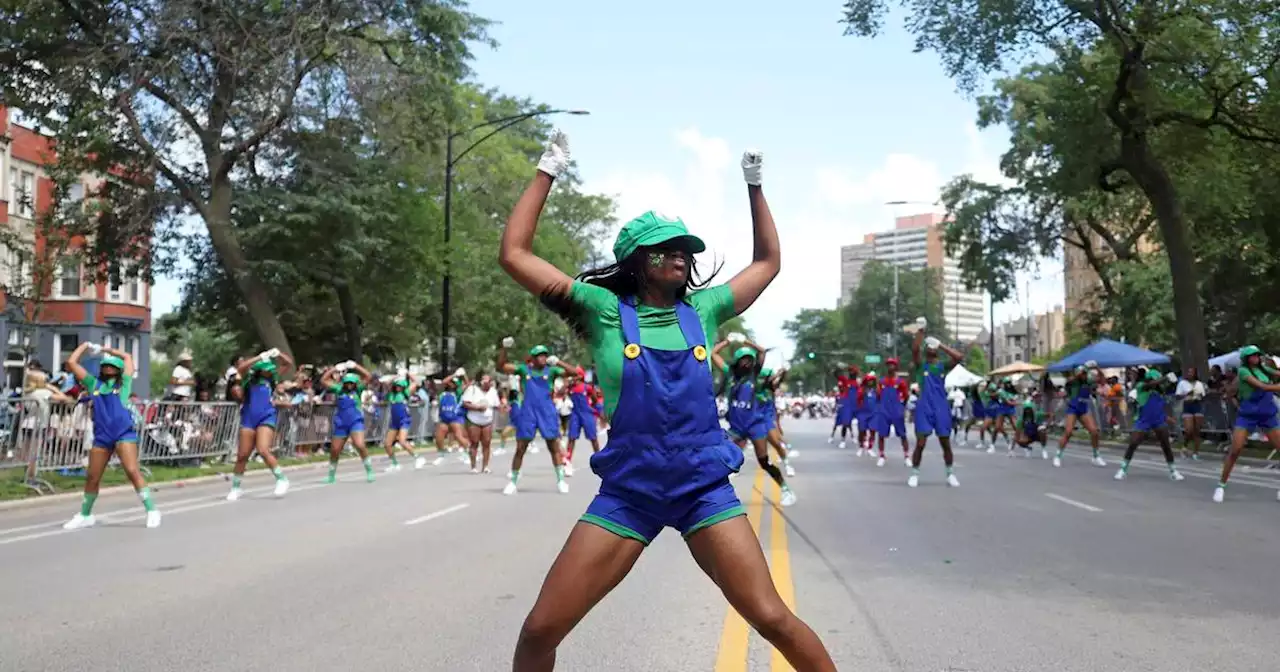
[839,213,986,343]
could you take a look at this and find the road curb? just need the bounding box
[0,454,372,512]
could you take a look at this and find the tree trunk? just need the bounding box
[205,175,294,357]
[334,280,363,362]
[1121,135,1209,373]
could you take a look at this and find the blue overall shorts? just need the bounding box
[1235,368,1279,432]
[872,378,908,437]
[583,298,745,545]
[1134,385,1168,432]
[835,391,857,427]
[568,389,599,441]
[727,374,768,442]
[760,392,779,431]
[387,391,412,431]
[516,370,561,441]
[90,376,138,449]
[437,391,462,426]
[240,377,278,430]
[333,389,365,438]
[1065,380,1091,419]
[970,395,986,420]
[913,361,952,436]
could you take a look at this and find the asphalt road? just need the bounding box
[1,420,1278,671]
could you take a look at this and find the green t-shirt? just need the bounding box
[569,281,736,418]
[386,390,409,404]
[81,373,133,399]
[1238,366,1275,401]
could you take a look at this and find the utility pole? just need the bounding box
[892,262,899,359]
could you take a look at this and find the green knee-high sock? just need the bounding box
[137,487,155,513]
[272,466,285,481]
[232,474,243,489]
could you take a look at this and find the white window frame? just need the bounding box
[108,260,146,306]
[128,335,140,363]
[10,169,36,219]
[55,258,82,299]
[53,333,79,365]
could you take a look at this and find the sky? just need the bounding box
[151,0,1066,368]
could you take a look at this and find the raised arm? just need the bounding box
[727,152,781,315]
[66,342,93,382]
[498,131,575,300]
[496,339,520,375]
[710,339,731,371]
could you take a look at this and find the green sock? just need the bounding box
[1092,448,1100,458]
[232,475,243,489]
[555,466,565,482]
[510,469,520,484]
[945,466,954,476]
[1167,462,1177,473]
[390,456,399,466]
[1056,449,1065,459]
[80,493,97,517]
[363,457,373,471]
[272,466,285,480]
[1122,460,1131,473]
[328,462,338,475]
[138,487,155,513]
[1218,481,1227,488]
[911,467,920,476]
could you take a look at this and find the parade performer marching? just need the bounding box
[496,340,578,495]
[908,321,964,488]
[320,360,376,483]
[714,337,796,502]
[498,131,834,670]
[226,348,294,501]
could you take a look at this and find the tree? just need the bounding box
[715,316,754,345]
[965,345,989,375]
[841,261,949,358]
[841,0,1280,376]
[1,1,488,356]
[152,312,240,390]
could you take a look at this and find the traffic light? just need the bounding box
[806,352,816,359]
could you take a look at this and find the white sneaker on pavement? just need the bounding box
[907,474,919,488]
[63,514,96,530]
[146,510,162,529]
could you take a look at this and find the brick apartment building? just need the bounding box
[0,107,152,393]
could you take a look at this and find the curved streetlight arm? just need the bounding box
[449,109,577,167]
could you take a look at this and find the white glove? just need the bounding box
[547,355,560,366]
[397,367,409,377]
[87,343,103,355]
[925,336,941,349]
[1084,360,1097,369]
[727,332,746,344]
[502,336,515,348]
[536,129,571,178]
[915,317,927,329]
[453,367,466,378]
[344,360,358,370]
[741,150,763,186]
[1166,372,1177,383]
[265,347,281,359]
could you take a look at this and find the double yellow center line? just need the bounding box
[714,468,797,671]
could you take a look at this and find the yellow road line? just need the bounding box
[714,468,766,672]
[768,479,796,671]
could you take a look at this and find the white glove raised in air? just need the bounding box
[502,336,516,348]
[1165,372,1177,383]
[741,150,763,186]
[536,129,571,178]
[453,367,466,378]
[87,343,103,355]
[727,332,746,344]
[546,355,560,366]
[397,367,409,377]
[916,317,928,329]
[925,336,941,350]
[1084,360,1098,369]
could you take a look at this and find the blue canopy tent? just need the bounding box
[1047,339,1171,372]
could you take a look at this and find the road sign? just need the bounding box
[864,354,882,364]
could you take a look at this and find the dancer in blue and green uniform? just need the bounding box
[961,381,987,449]
[320,361,376,483]
[496,341,579,495]
[432,371,472,466]
[62,342,161,530]
[1054,362,1107,468]
[758,366,795,476]
[226,348,294,501]
[383,375,425,472]
[993,378,1018,452]
[499,132,834,670]
[713,339,795,500]
[1114,368,1184,483]
[1013,399,1047,452]
[907,325,964,488]
[1214,345,1280,503]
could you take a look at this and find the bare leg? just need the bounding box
[686,517,836,671]
[513,523,645,671]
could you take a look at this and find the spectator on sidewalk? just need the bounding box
[168,351,196,402]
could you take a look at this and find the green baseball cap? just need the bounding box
[612,211,706,263]
[732,347,756,363]
[341,372,360,384]
[100,355,125,371]
[760,367,773,377]
[1144,368,1162,381]
[1240,345,1261,357]
[529,345,550,357]
[251,360,277,374]
[393,378,408,388]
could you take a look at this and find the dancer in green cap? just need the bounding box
[226,348,294,501]
[498,130,834,670]
[496,339,579,495]
[1214,345,1280,503]
[320,360,376,483]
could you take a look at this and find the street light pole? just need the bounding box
[439,108,589,373]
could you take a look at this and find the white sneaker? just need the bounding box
[493,448,507,456]
[1041,449,1049,460]
[787,447,798,458]
[1114,469,1126,481]
[482,467,492,474]
[226,488,242,502]
[780,489,797,506]
[876,456,885,467]
[414,456,427,469]
[556,480,570,494]
[432,456,445,467]
[853,447,861,456]
[947,474,960,487]
[63,514,96,530]
[385,464,399,473]
[904,457,912,467]
[530,445,540,454]
[470,467,479,474]
[503,481,518,496]
[1092,456,1107,467]
[1052,456,1062,468]
[784,463,796,477]
[145,510,162,529]
[907,474,919,488]
[827,437,834,444]
[564,463,575,477]
[986,445,995,454]
[273,479,289,497]
[1170,470,1185,482]
[1213,486,1225,503]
